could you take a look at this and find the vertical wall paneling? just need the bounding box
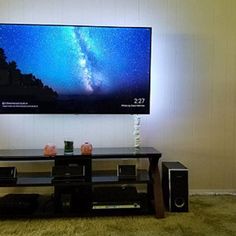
[0,0,235,191]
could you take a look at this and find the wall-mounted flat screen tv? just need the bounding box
[0,24,151,114]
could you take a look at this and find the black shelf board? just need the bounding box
[0,147,161,161]
[0,193,152,219]
[0,172,52,187]
[0,169,150,187]
[92,169,149,184]
[0,194,152,219]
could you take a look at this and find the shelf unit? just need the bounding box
[0,147,165,218]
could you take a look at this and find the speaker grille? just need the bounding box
[162,162,188,212]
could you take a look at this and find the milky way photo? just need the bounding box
[0,24,151,114]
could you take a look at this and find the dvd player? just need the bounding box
[92,186,142,210]
[92,202,141,210]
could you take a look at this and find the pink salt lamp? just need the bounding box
[43,144,57,157]
[80,142,93,155]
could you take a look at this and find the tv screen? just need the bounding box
[0,24,151,114]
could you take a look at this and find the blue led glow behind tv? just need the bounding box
[0,24,151,114]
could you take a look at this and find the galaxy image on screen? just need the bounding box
[0,24,151,114]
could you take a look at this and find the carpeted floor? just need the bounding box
[0,195,235,236]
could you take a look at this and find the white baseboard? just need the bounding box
[190,189,236,196]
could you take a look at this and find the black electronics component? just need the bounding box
[52,158,92,184]
[92,186,145,210]
[162,162,189,212]
[52,165,86,184]
[53,158,92,213]
[0,167,17,184]
[54,186,92,213]
[117,165,136,180]
[0,194,39,215]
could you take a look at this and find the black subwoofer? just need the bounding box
[162,162,188,212]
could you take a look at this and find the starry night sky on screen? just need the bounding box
[0,24,151,96]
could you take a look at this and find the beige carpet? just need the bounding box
[0,195,235,236]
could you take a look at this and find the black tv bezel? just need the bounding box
[0,23,152,115]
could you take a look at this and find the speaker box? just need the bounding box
[162,162,188,212]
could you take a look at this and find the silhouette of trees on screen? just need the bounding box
[0,48,58,99]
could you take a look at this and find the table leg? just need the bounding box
[149,158,165,218]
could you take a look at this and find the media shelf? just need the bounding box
[0,147,165,218]
[92,170,149,184]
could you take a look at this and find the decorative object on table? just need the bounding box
[64,141,74,155]
[43,144,57,157]
[80,142,93,155]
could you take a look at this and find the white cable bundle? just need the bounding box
[133,115,141,148]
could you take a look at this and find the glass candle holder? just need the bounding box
[64,141,74,154]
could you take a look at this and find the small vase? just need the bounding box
[81,142,93,155]
[64,141,74,155]
[43,144,57,157]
